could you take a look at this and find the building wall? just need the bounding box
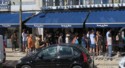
[11,0,41,11]
[0,0,10,11]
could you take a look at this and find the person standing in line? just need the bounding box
[65,33,70,44]
[4,31,7,48]
[39,35,46,48]
[71,34,79,45]
[58,33,63,44]
[96,31,103,55]
[89,30,96,55]
[11,32,17,52]
[86,31,90,51]
[27,34,34,54]
[81,33,87,48]
[35,35,40,49]
[106,29,112,59]
[22,29,27,52]
[26,33,30,54]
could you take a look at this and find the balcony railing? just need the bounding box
[0,4,11,11]
[0,0,11,11]
[41,0,125,10]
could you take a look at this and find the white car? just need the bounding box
[119,57,125,68]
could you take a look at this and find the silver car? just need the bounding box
[119,57,125,68]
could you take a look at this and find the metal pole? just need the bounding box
[92,51,95,68]
[19,0,22,52]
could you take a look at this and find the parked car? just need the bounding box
[16,44,92,68]
[119,56,125,68]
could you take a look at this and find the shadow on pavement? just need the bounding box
[3,60,17,68]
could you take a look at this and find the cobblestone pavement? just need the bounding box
[93,56,122,68]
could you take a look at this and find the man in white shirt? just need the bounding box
[22,29,27,52]
[89,30,96,54]
[106,29,112,58]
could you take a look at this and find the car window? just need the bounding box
[38,47,57,58]
[59,46,72,56]
[73,48,81,56]
[77,46,89,55]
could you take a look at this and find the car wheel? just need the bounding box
[21,65,31,68]
[72,65,82,68]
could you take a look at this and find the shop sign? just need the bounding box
[96,24,108,27]
[34,24,43,27]
[61,24,72,28]
[1,24,11,27]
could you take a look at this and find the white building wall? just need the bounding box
[11,0,41,11]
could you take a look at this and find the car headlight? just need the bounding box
[17,60,22,63]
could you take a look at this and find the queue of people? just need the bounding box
[9,28,125,58]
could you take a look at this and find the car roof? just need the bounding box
[36,43,87,52]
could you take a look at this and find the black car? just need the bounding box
[16,44,92,68]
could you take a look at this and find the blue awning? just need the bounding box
[86,10,125,28]
[26,11,87,28]
[0,12,33,27]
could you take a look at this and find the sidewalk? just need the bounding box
[5,48,26,60]
[93,55,122,68]
[3,48,27,68]
[4,48,123,68]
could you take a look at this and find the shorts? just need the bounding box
[90,44,96,48]
[23,41,27,47]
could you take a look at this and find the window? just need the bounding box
[38,47,57,58]
[47,0,53,6]
[55,0,60,6]
[94,0,102,4]
[72,0,80,5]
[73,48,81,56]
[59,46,72,56]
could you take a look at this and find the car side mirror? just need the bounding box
[36,55,43,60]
[39,55,44,59]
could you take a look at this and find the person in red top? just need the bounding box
[27,34,34,53]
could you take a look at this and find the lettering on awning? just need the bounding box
[61,24,72,28]
[2,24,11,27]
[34,24,43,27]
[97,24,108,27]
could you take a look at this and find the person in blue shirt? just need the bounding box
[81,33,87,48]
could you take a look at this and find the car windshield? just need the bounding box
[26,51,37,57]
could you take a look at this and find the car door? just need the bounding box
[34,46,57,68]
[56,46,73,68]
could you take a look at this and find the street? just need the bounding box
[3,48,26,68]
[3,48,122,68]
